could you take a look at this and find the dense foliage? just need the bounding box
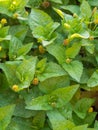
[0,0,98,129]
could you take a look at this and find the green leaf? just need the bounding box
[13,101,36,118]
[0,0,28,16]
[0,73,9,90]
[32,111,46,129]
[0,61,21,87]
[26,84,79,110]
[29,9,59,45]
[85,44,95,54]
[0,0,12,16]
[9,37,23,60]
[0,26,9,38]
[72,112,97,126]
[9,25,28,41]
[39,75,70,94]
[61,5,80,15]
[42,35,57,46]
[36,58,47,74]
[80,69,89,84]
[0,57,37,90]
[50,0,62,4]
[88,0,98,6]
[32,22,59,41]
[1,65,30,91]
[72,124,88,130]
[62,60,83,82]
[65,43,81,58]
[0,104,15,130]
[87,128,97,130]
[87,71,98,87]
[0,87,18,107]
[94,121,98,129]
[80,0,92,18]
[16,57,37,83]
[73,98,95,119]
[37,62,66,81]
[29,8,53,31]
[7,117,33,130]
[17,43,33,57]
[47,110,75,130]
[27,0,42,7]
[46,43,65,64]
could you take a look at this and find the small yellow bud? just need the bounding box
[39,45,45,54]
[32,78,39,85]
[89,36,94,41]
[73,13,78,18]
[37,38,43,43]
[0,46,2,51]
[0,24,2,28]
[88,107,93,113]
[42,1,50,8]
[63,39,70,46]
[51,102,56,108]
[12,1,17,5]
[65,58,71,64]
[94,19,98,24]
[12,85,19,92]
[64,23,71,29]
[25,11,29,16]
[13,13,19,18]
[1,18,7,25]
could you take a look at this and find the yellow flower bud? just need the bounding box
[32,78,39,85]
[25,11,29,16]
[12,0,17,5]
[12,85,19,92]
[65,58,71,64]
[88,107,93,113]
[39,45,45,54]
[13,13,19,18]
[51,102,56,108]
[64,23,71,29]
[89,36,94,41]
[37,38,43,43]
[63,39,70,46]
[1,18,7,25]
[73,13,78,18]
[0,46,2,51]
[94,19,98,24]
[42,1,50,8]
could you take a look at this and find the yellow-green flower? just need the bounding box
[12,84,19,92]
[32,78,39,85]
[1,18,7,25]
[66,58,72,64]
[88,107,93,113]
[13,13,19,18]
